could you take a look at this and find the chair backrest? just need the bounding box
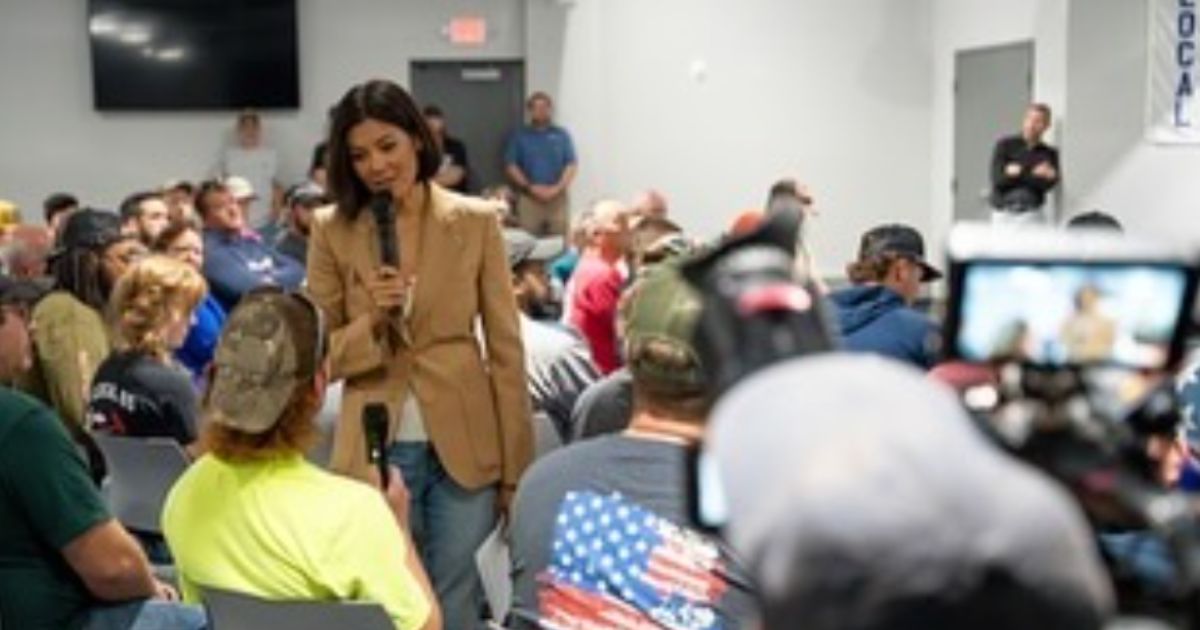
[203,587,394,630]
[531,410,563,459]
[92,433,190,534]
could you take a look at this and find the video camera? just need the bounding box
[944,224,1200,626]
[941,224,1198,456]
[680,207,838,398]
[943,224,1198,372]
[680,208,838,532]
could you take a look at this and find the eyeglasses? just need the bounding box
[167,243,203,258]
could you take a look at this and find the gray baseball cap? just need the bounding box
[707,355,1112,629]
[205,290,325,434]
[503,228,563,269]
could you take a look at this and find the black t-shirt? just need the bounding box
[989,134,1060,209]
[442,136,471,193]
[87,351,198,445]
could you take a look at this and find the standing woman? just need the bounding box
[308,79,532,629]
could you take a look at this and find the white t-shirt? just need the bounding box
[221,146,278,228]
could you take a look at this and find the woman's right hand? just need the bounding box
[365,266,414,328]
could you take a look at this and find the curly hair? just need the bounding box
[198,290,326,461]
[110,255,206,359]
[846,251,907,285]
[199,383,323,461]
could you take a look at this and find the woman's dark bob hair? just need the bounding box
[325,79,442,220]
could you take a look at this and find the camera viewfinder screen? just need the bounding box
[957,263,1189,368]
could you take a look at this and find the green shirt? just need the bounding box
[0,388,110,630]
[30,291,111,429]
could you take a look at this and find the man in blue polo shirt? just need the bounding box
[505,92,578,238]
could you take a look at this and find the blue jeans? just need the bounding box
[389,441,497,630]
[84,600,206,630]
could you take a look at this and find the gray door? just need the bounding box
[953,42,1035,222]
[411,60,526,194]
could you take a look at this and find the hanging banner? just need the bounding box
[1148,0,1200,143]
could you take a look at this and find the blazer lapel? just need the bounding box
[411,186,464,338]
[348,212,379,287]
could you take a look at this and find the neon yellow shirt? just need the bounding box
[163,453,431,630]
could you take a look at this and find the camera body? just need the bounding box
[943,224,1200,373]
[681,208,838,532]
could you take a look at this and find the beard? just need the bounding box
[525,297,561,321]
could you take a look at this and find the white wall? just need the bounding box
[928,0,1068,257]
[1066,0,1200,241]
[526,0,935,274]
[0,0,524,216]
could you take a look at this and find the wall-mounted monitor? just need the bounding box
[88,0,299,110]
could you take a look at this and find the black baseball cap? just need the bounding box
[858,224,942,282]
[0,275,49,308]
[49,208,128,260]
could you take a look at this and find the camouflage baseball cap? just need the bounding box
[206,289,325,434]
[621,261,706,394]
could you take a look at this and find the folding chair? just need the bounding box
[92,433,191,534]
[531,410,563,459]
[202,587,393,630]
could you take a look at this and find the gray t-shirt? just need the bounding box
[521,315,600,445]
[569,368,633,442]
[510,434,756,629]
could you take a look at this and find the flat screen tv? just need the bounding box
[88,0,299,110]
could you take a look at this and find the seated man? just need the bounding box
[118,191,170,246]
[830,224,940,368]
[505,228,600,449]
[42,191,79,242]
[194,180,303,311]
[510,263,757,629]
[163,289,440,630]
[274,182,327,266]
[565,200,631,374]
[0,276,205,630]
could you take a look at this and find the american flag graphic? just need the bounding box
[537,490,729,630]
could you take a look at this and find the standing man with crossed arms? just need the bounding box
[989,102,1060,225]
[505,92,578,238]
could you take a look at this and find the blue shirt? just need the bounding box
[830,285,938,369]
[202,229,305,312]
[175,293,226,382]
[504,125,577,185]
[549,249,580,286]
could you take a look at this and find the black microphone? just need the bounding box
[370,191,399,268]
[362,402,390,489]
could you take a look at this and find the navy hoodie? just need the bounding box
[830,285,937,369]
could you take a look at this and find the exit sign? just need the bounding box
[448,17,487,46]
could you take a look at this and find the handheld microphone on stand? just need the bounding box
[362,403,390,489]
